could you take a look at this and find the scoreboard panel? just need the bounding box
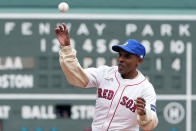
[0,14,195,131]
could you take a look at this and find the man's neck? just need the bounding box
[121,71,138,79]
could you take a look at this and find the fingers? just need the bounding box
[54,23,71,46]
[62,23,66,31]
[135,97,146,115]
[59,25,64,31]
[136,97,145,106]
[137,97,146,103]
[136,102,145,109]
[55,28,60,33]
[135,103,145,113]
[137,108,145,116]
[54,23,67,34]
[62,24,69,36]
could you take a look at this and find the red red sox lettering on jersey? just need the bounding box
[98,88,136,113]
[85,66,156,131]
[98,88,114,100]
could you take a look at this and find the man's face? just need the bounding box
[117,49,142,77]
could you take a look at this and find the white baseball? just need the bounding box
[58,2,69,13]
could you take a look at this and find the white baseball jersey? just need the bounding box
[84,66,157,131]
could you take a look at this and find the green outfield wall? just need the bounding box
[0,0,196,9]
[0,13,195,131]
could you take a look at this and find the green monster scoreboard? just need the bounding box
[0,14,195,131]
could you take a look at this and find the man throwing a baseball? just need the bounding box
[55,23,158,131]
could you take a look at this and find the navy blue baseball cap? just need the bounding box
[112,39,146,59]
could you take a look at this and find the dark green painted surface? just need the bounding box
[0,0,196,9]
[0,14,195,131]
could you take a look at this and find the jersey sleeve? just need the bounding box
[137,82,158,130]
[84,66,109,88]
[142,83,157,112]
[59,45,89,88]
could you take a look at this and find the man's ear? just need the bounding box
[138,58,143,64]
[136,58,143,67]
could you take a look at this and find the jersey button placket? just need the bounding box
[103,84,125,130]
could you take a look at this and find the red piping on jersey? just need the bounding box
[107,74,146,131]
[104,71,121,126]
